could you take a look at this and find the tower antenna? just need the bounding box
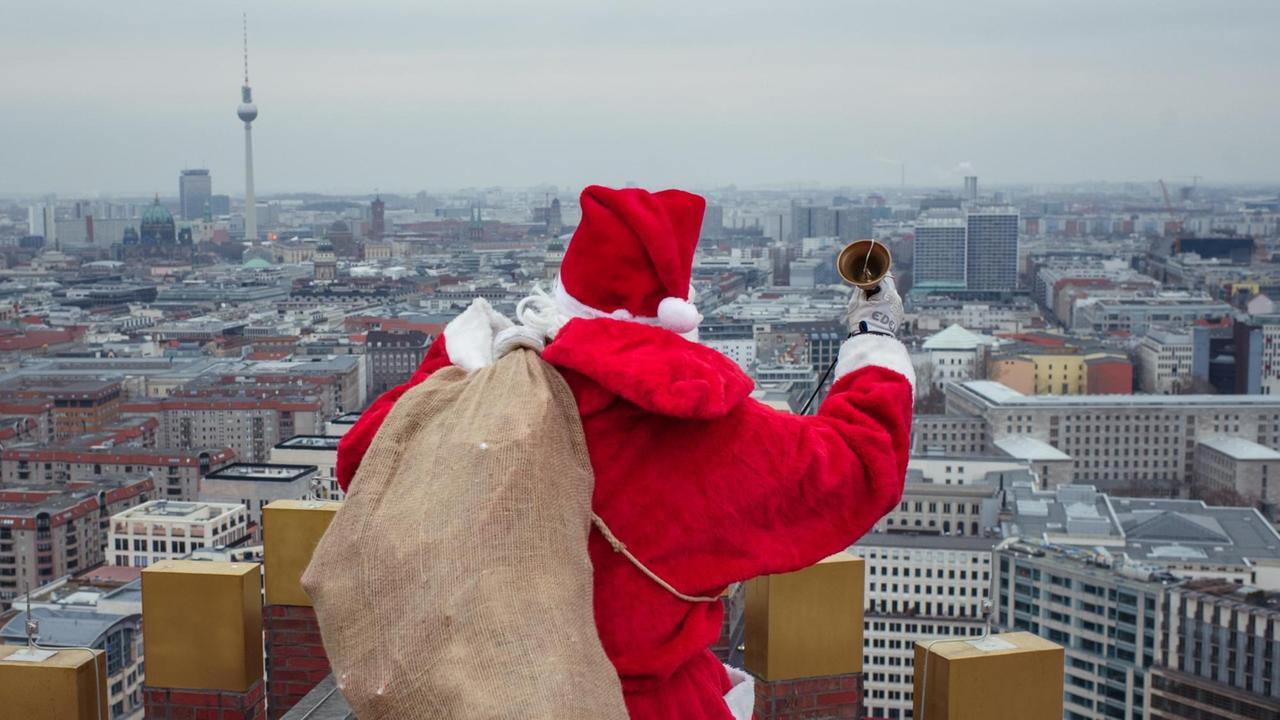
[243,12,250,85]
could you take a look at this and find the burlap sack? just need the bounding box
[301,349,629,719]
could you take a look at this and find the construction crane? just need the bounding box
[1158,179,1183,236]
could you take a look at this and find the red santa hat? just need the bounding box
[555,185,705,334]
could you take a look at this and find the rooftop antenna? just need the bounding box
[9,584,55,662]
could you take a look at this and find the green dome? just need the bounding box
[141,197,173,225]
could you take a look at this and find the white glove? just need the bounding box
[845,275,904,336]
[493,325,546,359]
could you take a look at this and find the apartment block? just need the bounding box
[0,477,153,606]
[0,447,235,500]
[121,397,323,463]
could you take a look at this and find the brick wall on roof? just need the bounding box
[754,672,864,720]
[264,604,331,720]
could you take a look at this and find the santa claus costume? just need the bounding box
[335,185,914,720]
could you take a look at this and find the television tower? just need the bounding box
[237,12,259,242]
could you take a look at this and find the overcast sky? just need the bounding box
[2,1,1277,196]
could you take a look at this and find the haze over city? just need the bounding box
[3,0,1279,195]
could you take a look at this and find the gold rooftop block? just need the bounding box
[912,630,1064,720]
[0,645,108,720]
[744,552,864,681]
[142,559,264,692]
[263,499,341,606]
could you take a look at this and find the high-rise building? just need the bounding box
[964,175,978,202]
[965,207,1020,291]
[370,195,385,240]
[179,169,212,220]
[27,204,56,248]
[913,209,967,290]
[238,14,259,242]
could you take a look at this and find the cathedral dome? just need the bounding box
[139,196,176,245]
[141,198,174,226]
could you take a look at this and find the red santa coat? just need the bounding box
[336,316,913,720]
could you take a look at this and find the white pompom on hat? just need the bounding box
[557,185,705,334]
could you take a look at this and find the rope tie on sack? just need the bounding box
[591,513,719,604]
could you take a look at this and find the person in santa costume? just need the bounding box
[335,185,914,720]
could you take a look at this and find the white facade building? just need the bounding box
[918,325,999,396]
[270,435,342,500]
[199,462,318,529]
[851,534,998,720]
[109,500,249,568]
[1137,327,1193,394]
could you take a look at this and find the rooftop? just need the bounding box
[994,435,1072,462]
[274,435,341,451]
[955,380,1280,408]
[921,324,998,351]
[0,606,138,648]
[1197,435,1280,461]
[113,499,243,522]
[205,463,317,483]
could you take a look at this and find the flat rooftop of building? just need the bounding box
[852,532,1000,551]
[204,463,317,483]
[274,435,341,451]
[1196,435,1280,461]
[995,435,1072,462]
[955,380,1280,408]
[1110,497,1280,566]
[1006,483,1122,541]
[114,499,242,522]
[329,413,362,425]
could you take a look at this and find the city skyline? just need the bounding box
[2,1,1279,195]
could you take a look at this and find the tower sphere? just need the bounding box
[238,102,258,122]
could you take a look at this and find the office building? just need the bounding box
[913,210,967,290]
[946,380,1280,492]
[910,414,991,456]
[919,324,998,395]
[1193,436,1280,513]
[1147,579,1280,719]
[1138,328,1195,394]
[995,539,1170,720]
[852,533,998,720]
[366,330,430,396]
[200,462,318,529]
[179,169,212,220]
[965,207,1019,291]
[108,499,249,567]
[270,435,342,500]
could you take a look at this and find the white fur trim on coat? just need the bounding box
[722,665,754,720]
[834,333,916,395]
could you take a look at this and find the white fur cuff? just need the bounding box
[722,665,754,720]
[834,333,916,395]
